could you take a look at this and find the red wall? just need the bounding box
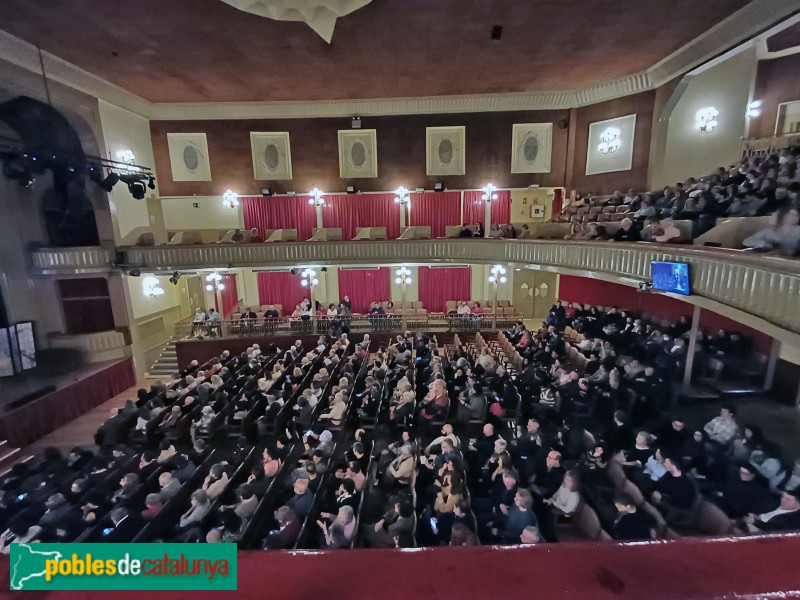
[558,275,772,354]
[749,54,800,138]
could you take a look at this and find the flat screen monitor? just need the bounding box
[651,261,691,296]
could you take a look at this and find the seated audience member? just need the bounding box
[362,500,415,548]
[141,493,163,521]
[178,490,211,531]
[459,223,474,238]
[264,506,301,550]
[498,488,538,543]
[651,454,698,516]
[613,218,642,242]
[202,464,229,500]
[286,478,313,519]
[612,493,654,540]
[655,218,682,243]
[450,523,479,547]
[743,490,800,533]
[703,406,740,447]
[385,445,415,489]
[519,525,542,545]
[159,471,181,502]
[710,463,777,519]
[742,207,800,255]
[501,224,517,239]
[545,471,581,517]
[230,229,245,243]
[318,505,356,548]
[264,305,280,319]
[248,228,264,243]
[102,507,145,543]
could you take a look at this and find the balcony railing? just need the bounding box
[177,314,519,340]
[30,245,115,275]
[35,239,800,337]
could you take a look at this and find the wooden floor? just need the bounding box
[20,381,148,458]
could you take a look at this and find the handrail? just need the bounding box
[32,238,800,337]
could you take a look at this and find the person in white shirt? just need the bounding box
[424,424,461,454]
[192,308,207,336]
[456,301,471,316]
[545,471,581,516]
[655,218,682,243]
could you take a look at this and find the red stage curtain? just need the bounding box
[220,274,238,317]
[418,266,471,313]
[322,194,401,239]
[463,190,511,228]
[410,192,461,238]
[337,268,390,313]
[243,195,316,241]
[257,271,306,314]
[552,188,563,217]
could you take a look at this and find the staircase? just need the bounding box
[0,440,33,476]
[147,339,179,378]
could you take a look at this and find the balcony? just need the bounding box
[31,239,798,338]
[29,245,115,276]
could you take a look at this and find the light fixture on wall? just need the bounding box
[308,187,326,206]
[116,149,136,164]
[222,189,239,210]
[746,100,762,119]
[205,271,224,292]
[696,107,719,133]
[300,268,319,288]
[394,186,410,206]
[597,127,621,154]
[488,264,507,328]
[143,276,165,299]
[482,183,499,204]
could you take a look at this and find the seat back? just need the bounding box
[693,499,734,536]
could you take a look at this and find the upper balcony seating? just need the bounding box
[309,228,343,241]
[397,226,431,240]
[353,227,387,240]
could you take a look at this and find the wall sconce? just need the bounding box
[205,271,224,292]
[143,276,165,299]
[746,100,762,119]
[308,187,326,206]
[300,268,319,288]
[116,149,136,164]
[597,127,621,154]
[482,183,499,204]
[222,189,239,210]
[394,186,410,206]
[696,107,719,133]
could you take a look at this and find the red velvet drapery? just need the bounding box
[418,266,471,313]
[323,194,401,239]
[552,188,563,217]
[463,190,511,227]
[243,195,316,241]
[410,191,461,238]
[337,268,390,313]
[220,274,238,317]
[257,271,306,314]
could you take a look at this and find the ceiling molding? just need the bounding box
[0,0,798,121]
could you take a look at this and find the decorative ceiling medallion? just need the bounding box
[219,0,373,43]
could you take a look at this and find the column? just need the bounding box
[682,305,702,388]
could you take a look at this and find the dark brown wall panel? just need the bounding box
[750,55,800,139]
[569,90,656,194]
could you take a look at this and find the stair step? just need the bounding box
[0,453,33,478]
[0,448,22,471]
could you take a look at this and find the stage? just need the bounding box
[0,533,798,598]
[0,359,135,448]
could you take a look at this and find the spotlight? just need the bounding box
[290,268,298,275]
[321,267,328,272]
[351,116,361,129]
[146,176,156,190]
[128,181,146,200]
[129,268,142,277]
[98,172,120,192]
[433,182,445,192]
[261,187,273,197]
[346,185,357,194]
[168,271,181,285]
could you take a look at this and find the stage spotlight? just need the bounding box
[129,268,142,277]
[261,187,273,197]
[128,181,146,200]
[346,185,357,194]
[98,172,120,192]
[433,182,445,192]
[147,176,156,190]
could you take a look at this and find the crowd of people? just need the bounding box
[1,299,798,551]
[560,144,800,255]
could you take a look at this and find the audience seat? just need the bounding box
[265,229,298,242]
[309,228,343,241]
[693,500,735,536]
[168,230,203,245]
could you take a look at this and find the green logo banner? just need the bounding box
[10,543,237,590]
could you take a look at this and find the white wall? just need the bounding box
[162,196,243,231]
[98,101,159,239]
[124,274,180,320]
[471,265,513,301]
[654,48,758,188]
